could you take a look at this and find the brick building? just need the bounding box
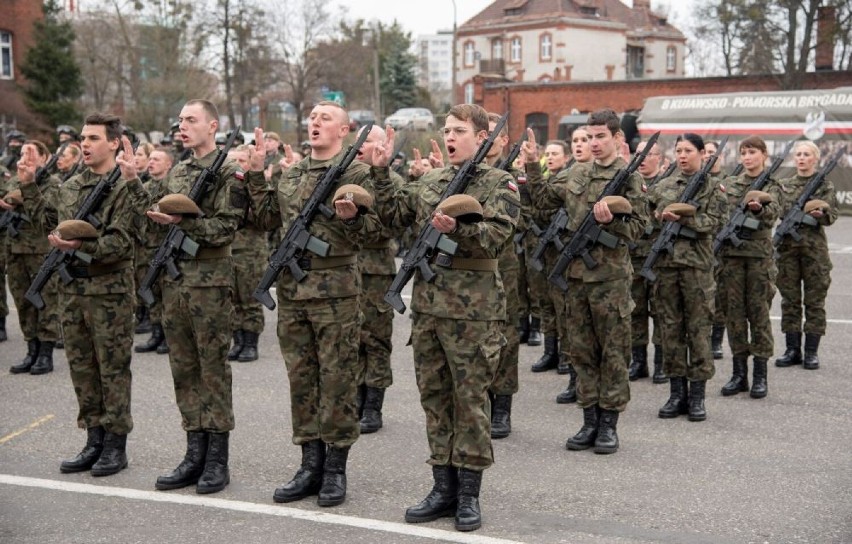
[0,0,45,142]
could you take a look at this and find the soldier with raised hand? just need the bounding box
[704,140,728,361]
[526,109,647,454]
[51,113,136,477]
[146,99,246,495]
[372,104,519,532]
[245,101,385,508]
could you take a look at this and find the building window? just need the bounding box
[464,41,475,67]
[627,46,644,79]
[510,37,522,63]
[666,46,677,72]
[539,33,552,62]
[492,38,503,60]
[0,32,12,80]
[525,112,549,143]
[464,82,474,104]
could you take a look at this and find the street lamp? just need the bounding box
[362,27,382,125]
[451,0,457,105]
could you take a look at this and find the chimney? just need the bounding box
[633,0,651,9]
[815,5,836,71]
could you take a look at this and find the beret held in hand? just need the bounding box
[663,202,696,217]
[744,190,773,204]
[438,194,484,224]
[333,184,373,213]
[153,194,203,217]
[601,195,632,215]
[53,219,99,240]
[804,199,830,214]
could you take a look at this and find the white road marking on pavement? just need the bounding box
[0,474,526,544]
[0,415,54,445]
[770,316,852,325]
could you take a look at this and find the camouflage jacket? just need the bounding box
[8,173,60,255]
[717,172,781,259]
[358,169,405,277]
[247,152,384,301]
[775,173,838,250]
[55,168,135,295]
[628,173,658,261]
[531,157,648,283]
[647,170,727,269]
[127,175,171,268]
[527,163,571,229]
[373,162,519,321]
[496,166,522,273]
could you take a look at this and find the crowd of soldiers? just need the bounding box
[0,101,838,533]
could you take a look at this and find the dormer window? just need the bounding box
[503,0,528,16]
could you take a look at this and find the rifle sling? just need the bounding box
[294,254,356,271]
[363,241,392,250]
[434,253,498,272]
[194,246,232,260]
[66,260,132,278]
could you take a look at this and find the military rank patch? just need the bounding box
[517,175,527,185]
[234,170,245,181]
[507,180,518,192]
[502,194,520,218]
[230,185,248,210]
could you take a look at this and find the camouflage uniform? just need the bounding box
[0,167,9,328]
[247,153,384,447]
[159,151,244,432]
[374,162,518,470]
[56,168,136,434]
[515,170,534,323]
[231,210,266,337]
[647,171,727,380]
[774,174,837,335]
[532,158,647,412]
[129,176,170,327]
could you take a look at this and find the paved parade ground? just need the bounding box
[2,218,851,544]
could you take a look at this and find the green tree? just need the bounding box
[380,46,418,114]
[19,0,82,127]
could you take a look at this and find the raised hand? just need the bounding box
[116,136,138,180]
[428,139,444,168]
[248,127,265,172]
[372,125,395,167]
[520,128,538,163]
[279,144,296,170]
[16,145,38,185]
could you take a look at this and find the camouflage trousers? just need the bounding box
[630,257,659,346]
[278,295,362,448]
[776,245,831,336]
[720,256,775,359]
[8,253,60,342]
[360,274,394,389]
[135,263,162,325]
[62,292,134,434]
[652,267,716,381]
[522,231,544,323]
[412,313,502,471]
[0,245,7,317]
[231,249,265,334]
[492,266,519,395]
[712,260,726,327]
[162,283,234,432]
[564,278,632,412]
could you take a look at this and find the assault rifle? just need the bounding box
[546,131,661,291]
[497,132,528,254]
[640,137,728,283]
[137,127,241,306]
[729,163,744,177]
[651,161,677,187]
[383,113,508,314]
[0,144,66,237]
[391,131,410,176]
[713,138,796,255]
[253,123,373,310]
[528,157,579,269]
[773,148,844,248]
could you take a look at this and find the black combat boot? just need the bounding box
[60,426,105,473]
[803,333,821,370]
[156,432,209,490]
[273,439,325,502]
[405,465,458,523]
[455,468,483,532]
[518,315,530,344]
[135,323,165,353]
[490,395,512,439]
[775,332,802,367]
[659,377,688,418]
[751,357,768,398]
[565,405,599,450]
[711,324,725,360]
[156,336,169,354]
[628,345,649,381]
[196,432,230,494]
[556,364,577,404]
[91,431,128,476]
[0,316,6,342]
[652,344,666,384]
[30,341,55,375]
[317,446,349,506]
[237,331,259,362]
[557,352,572,374]
[10,339,39,374]
[527,317,542,346]
[134,306,152,334]
[360,387,386,434]
[531,335,559,372]
[227,330,244,361]
[594,409,619,454]
[687,380,707,421]
[721,355,749,396]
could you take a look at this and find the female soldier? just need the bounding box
[774,141,837,370]
[134,142,154,184]
[647,133,726,421]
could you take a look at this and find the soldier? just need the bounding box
[705,140,728,360]
[49,113,136,476]
[717,136,780,399]
[373,104,518,532]
[774,140,837,370]
[56,143,82,181]
[263,131,284,178]
[3,141,61,374]
[224,144,265,363]
[245,102,384,507]
[527,109,646,454]
[147,99,245,495]
[132,142,155,335]
[647,133,727,421]
[132,149,172,355]
[57,125,79,144]
[1,130,26,173]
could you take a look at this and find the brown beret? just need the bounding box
[804,199,830,214]
[53,219,99,241]
[602,195,632,215]
[664,203,697,217]
[744,190,773,204]
[4,189,23,206]
[154,194,202,217]
[438,194,484,223]
[333,184,373,211]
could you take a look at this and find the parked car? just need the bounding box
[384,108,435,131]
[348,110,376,131]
